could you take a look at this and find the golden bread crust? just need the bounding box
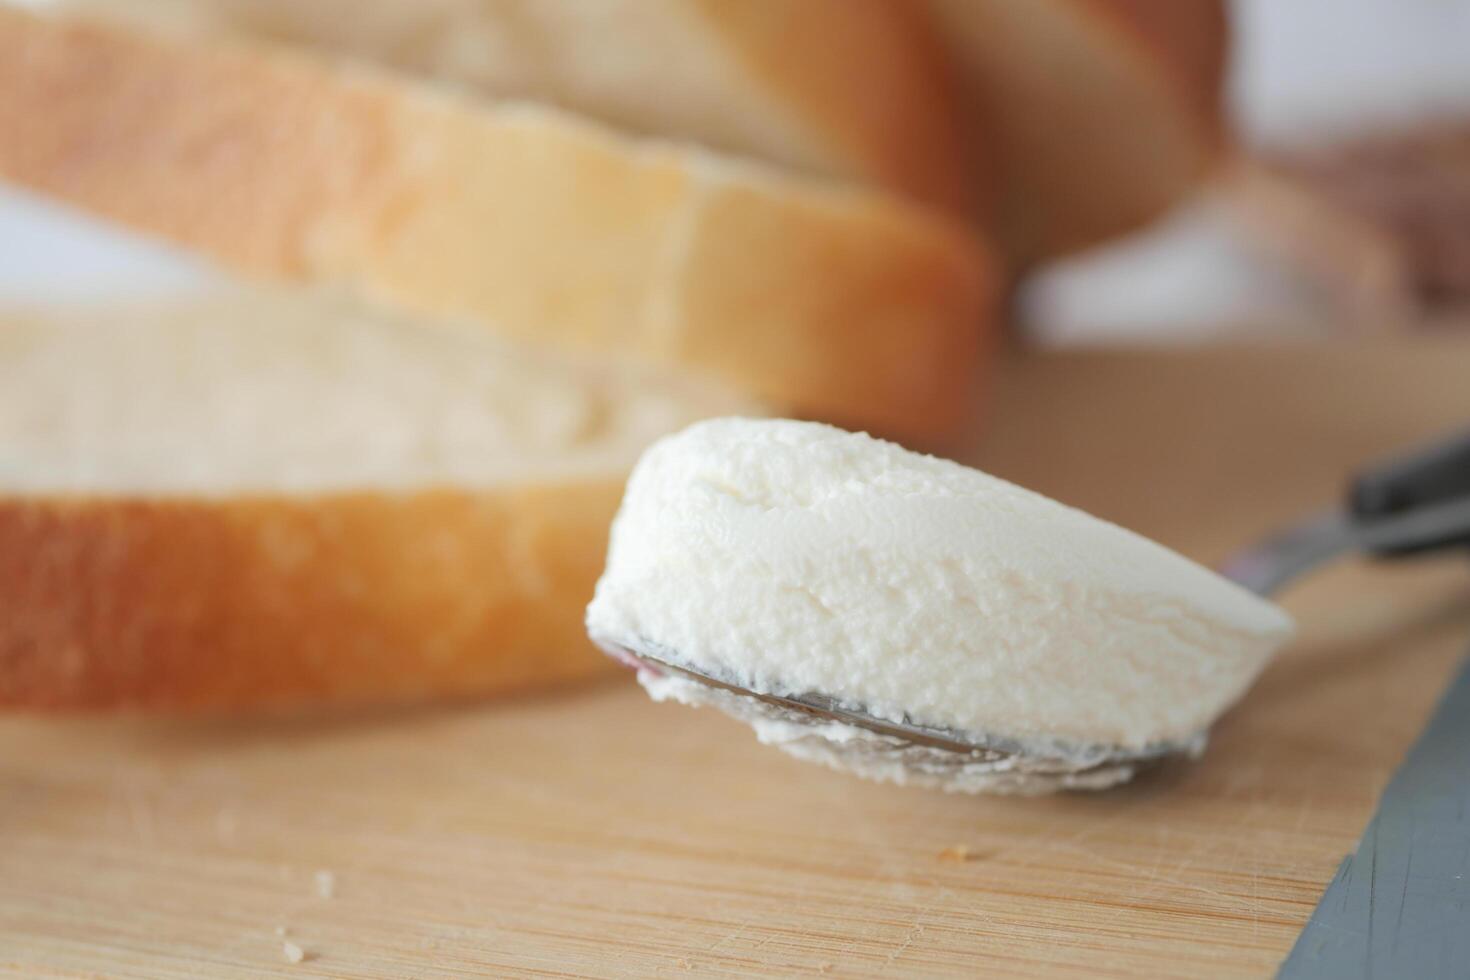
[928,0,1228,260]
[0,483,623,712]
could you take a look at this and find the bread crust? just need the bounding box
[684,0,977,214]
[1076,0,1229,135]
[928,0,1227,260]
[0,482,625,712]
[0,9,996,439]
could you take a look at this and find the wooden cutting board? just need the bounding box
[4,341,1469,979]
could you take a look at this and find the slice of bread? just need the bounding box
[928,0,1228,261]
[0,290,754,712]
[41,0,975,215]
[0,8,996,439]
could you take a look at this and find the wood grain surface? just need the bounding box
[3,341,1469,978]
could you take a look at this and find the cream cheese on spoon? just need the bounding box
[586,418,1294,792]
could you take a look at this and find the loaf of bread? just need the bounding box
[0,290,754,711]
[0,7,997,440]
[928,0,1228,261]
[35,0,975,213]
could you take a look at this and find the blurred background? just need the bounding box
[1029,0,1470,343]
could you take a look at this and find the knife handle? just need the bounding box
[1350,428,1470,557]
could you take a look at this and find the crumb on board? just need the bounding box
[315,870,336,899]
[275,925,288,937]
[818,962,834,974]
[937,844,981,862]
[282,941,306,964]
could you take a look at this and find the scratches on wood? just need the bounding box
[882,923,925,969]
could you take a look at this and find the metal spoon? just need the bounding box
[596,429,1470,789]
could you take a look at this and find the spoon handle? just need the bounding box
[1222,427,1470,596]
[1351,428,1470,557]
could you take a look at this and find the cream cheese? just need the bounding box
[586,418,1295,785]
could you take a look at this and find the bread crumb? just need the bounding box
[937,845,980,862]
[314,870,336,899]
[282,941,306,964]
[818,963,833,974]
[274,925,288,937]
[676,959,691,970]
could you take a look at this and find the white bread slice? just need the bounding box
[37,0,975,214]
[0,290,754,712]
[928,0,1228,261]
[0,8,996,440]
